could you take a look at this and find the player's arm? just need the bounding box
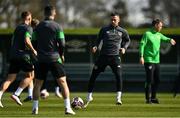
[139,33,147,65]
[31,31,38,50]
[92,28,104,53]
[160,34,176,45]
[57,29,65,63]
[120,29,131,54]
[25,31,37,56]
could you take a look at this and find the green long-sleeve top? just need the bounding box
[139,28,171,63]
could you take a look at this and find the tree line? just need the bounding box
[0,0,180,28]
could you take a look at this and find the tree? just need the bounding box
[162,0,180,27]
[57,0,109,28]
[0,0,29,28]
[142,0,180,27]
[0,0,131,28]
[112,0,130,27]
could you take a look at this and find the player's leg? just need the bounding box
[11,71,33,105]
[110,55,122,105]
[24,63,36,101]
[151,64,160,104]
[87,66,102,102]
[173,73,180,97]
[57,76,75,115]
[32,79,44,114]
[144,63,154,103]
[54,81,62,98]
[0,60,19,107]
[23,76,34,102]
[51,62,75,115]
[87,56,106,102]
[32,62,47,115]
[11,59,34,106]
[0,73,17,107]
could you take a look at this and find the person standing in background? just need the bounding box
[139,19,176,104]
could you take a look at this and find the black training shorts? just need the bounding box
[35,62,66,80]
[94,55,121,72]
[8,58,34,74]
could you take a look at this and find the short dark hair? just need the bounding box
[152,19,162,26]
[21,11,31,19]
[44,5,55,16]
[110,11,120,17]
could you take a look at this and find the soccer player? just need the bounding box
[23,18,39,102]
[32,5,75,115]
[23,19,62,102]
[139,19,176,104]
[0,11,37,107]
[86,12,130,105]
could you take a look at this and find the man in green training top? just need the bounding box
[139,19,176,104]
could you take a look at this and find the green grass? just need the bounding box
[0,92,180,117]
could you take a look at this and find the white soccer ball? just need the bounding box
[71,97,84,109]
[40,89,49,99]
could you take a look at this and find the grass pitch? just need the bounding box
[0,92,180,117]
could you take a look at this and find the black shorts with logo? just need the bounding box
[94,55,121,72]
[35,62,66,80]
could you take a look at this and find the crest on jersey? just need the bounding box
[148,65,153,70]
[118,32,122,36]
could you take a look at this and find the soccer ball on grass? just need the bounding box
[71,97,84,109]
[40,89,49,99]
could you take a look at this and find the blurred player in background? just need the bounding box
[24,18,62,102]
[86,12,130,106]
[139,19,176,104]
[39,80,62,99]
[32,5,75,115]
[23,18,39,102]
[0,11,37,107]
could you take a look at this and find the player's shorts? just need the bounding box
[8,58,34,74]
[94,55,121,72]
[35,62,66,80]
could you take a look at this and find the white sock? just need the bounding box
[0,91,4,99]
[28,88,33,97]
[55,86,60,94]
[87,92,92,99]
[64,98,71,109]
[117,91,122,100]
[14,87,23,96]
[32,100,39,109]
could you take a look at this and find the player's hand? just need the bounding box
[140,57,144,65]
[92,46,97,53]
[120,48,125,54]
[170,39,176,45]
[33,50,37,56]
[61,55,65,63]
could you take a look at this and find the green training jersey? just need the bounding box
[139,28,171,63]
